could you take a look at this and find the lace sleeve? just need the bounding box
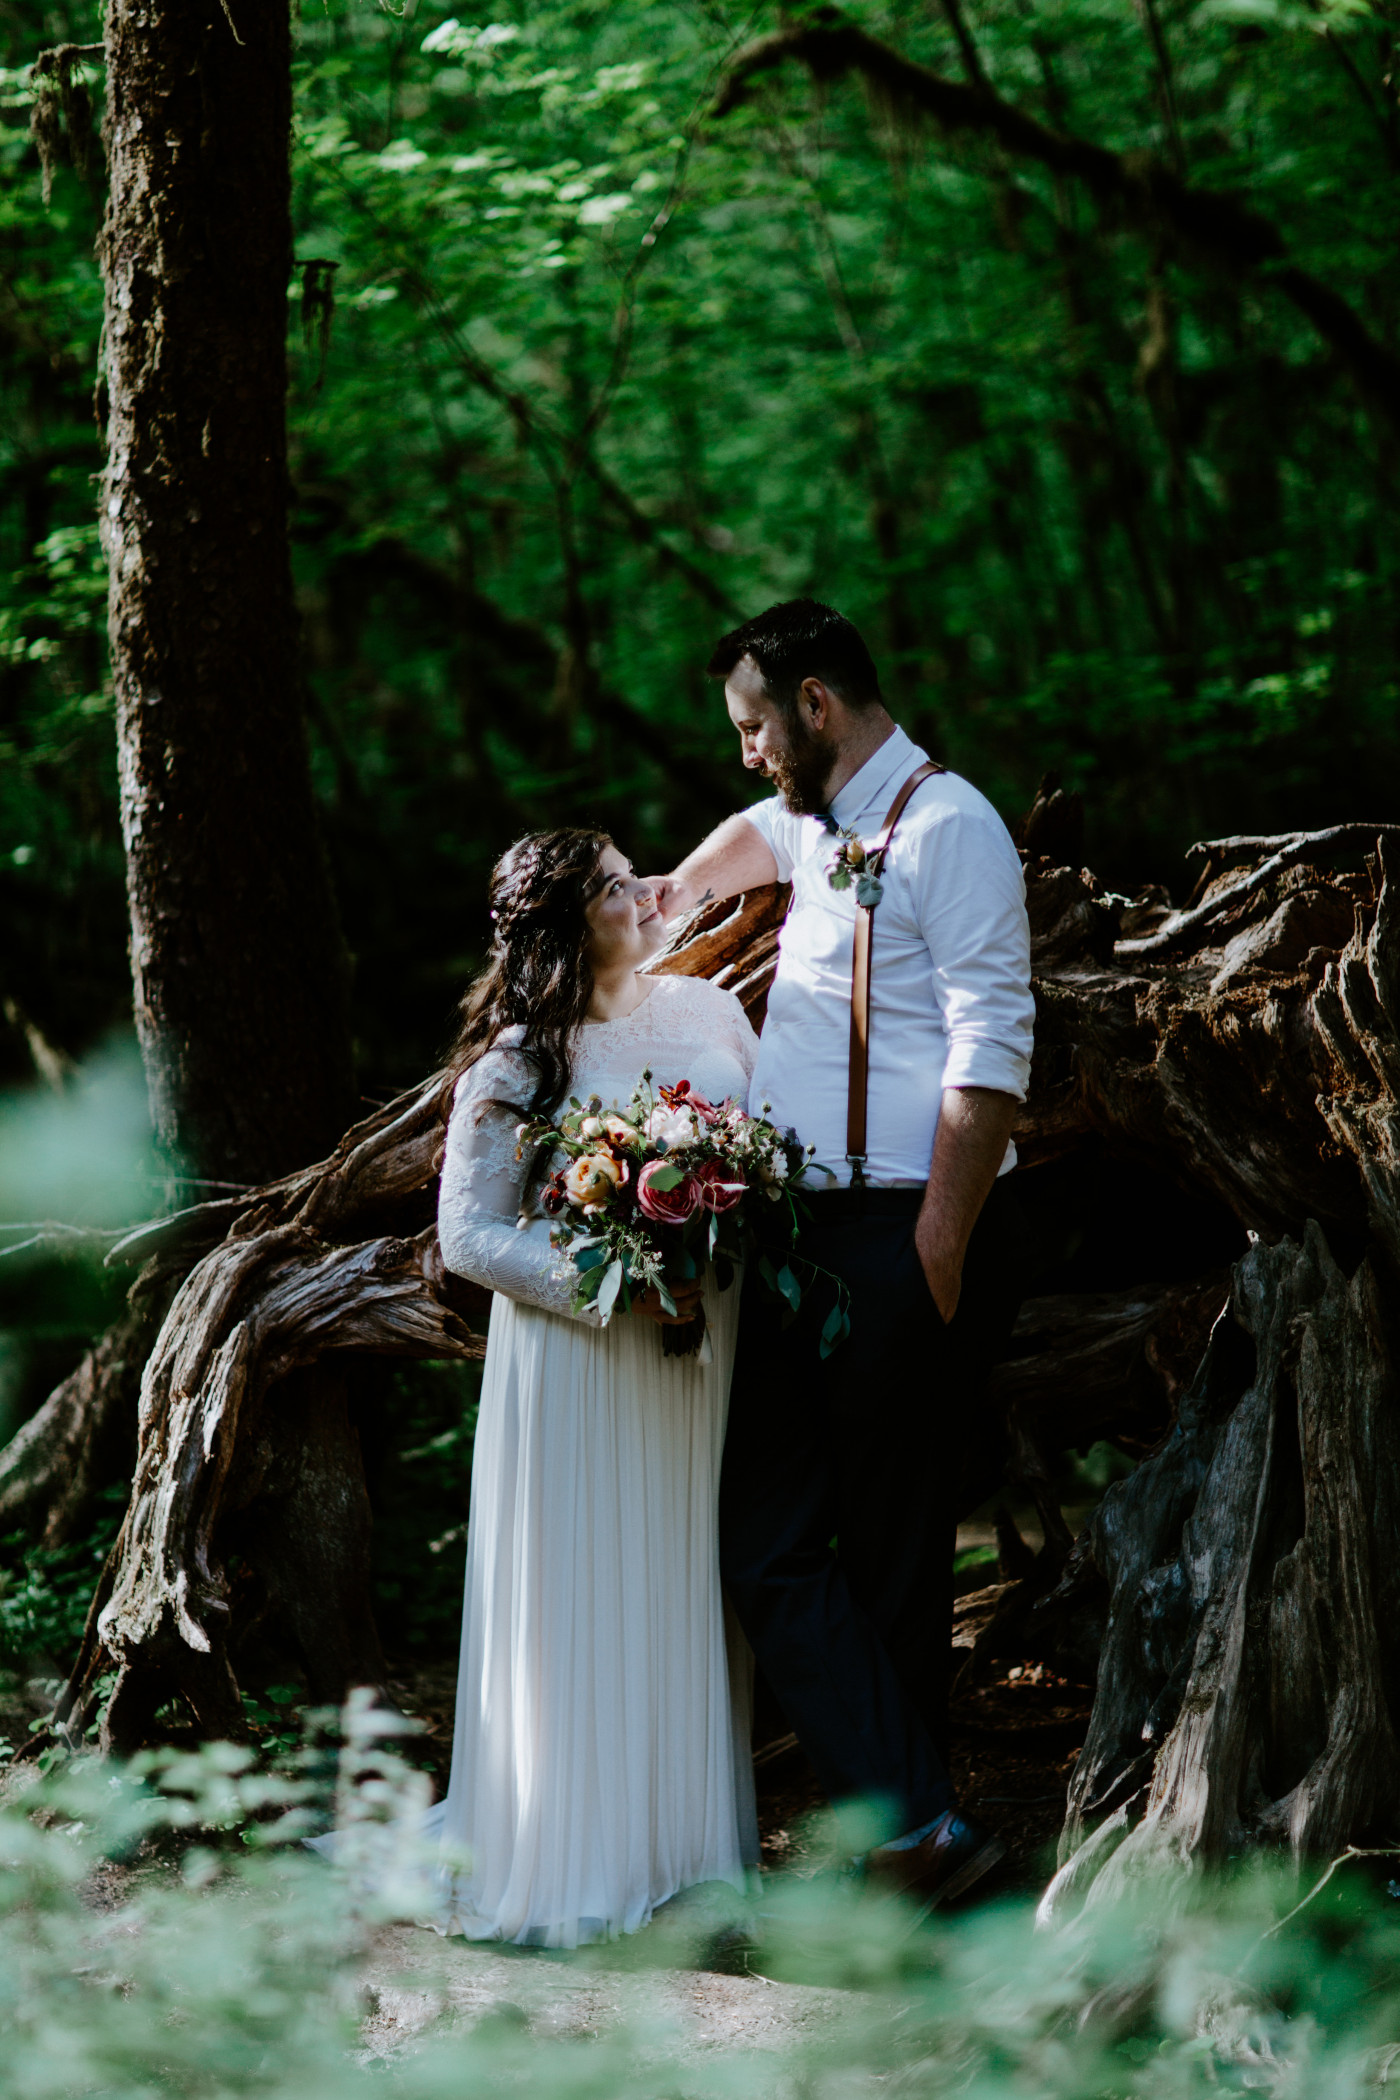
[436,1046,597,1321]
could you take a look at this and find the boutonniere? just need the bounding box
[824,827,884,908]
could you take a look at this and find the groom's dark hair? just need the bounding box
[706,598,883,715]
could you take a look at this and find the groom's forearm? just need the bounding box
[647,814,778,922]
[914,1087,1018,1322]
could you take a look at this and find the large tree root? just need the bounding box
[53,1084,488,1747]
[1040,1226,1400,1918]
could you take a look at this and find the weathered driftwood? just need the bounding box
[32,819,1400,1892]
[1017,836,1400,1257]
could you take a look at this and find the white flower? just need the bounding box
[580,1115,604,1139]
[644,1102,699,1148]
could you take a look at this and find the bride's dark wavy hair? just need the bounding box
[442,826,614,1121]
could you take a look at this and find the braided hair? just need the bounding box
[442,826,613,1121]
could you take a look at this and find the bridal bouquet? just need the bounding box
[517,1074,849,1358]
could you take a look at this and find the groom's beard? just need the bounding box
[764,715,835,816]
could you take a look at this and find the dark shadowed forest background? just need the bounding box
[1,0,1397,1693]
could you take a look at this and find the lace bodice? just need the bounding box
[437,975,760,1318]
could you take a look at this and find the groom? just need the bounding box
[650,598,1034,1909]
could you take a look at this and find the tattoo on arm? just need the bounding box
[695,887,715,908]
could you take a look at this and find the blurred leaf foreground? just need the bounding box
[0,1692,1398,2096]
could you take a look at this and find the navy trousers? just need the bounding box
[719,1178,1028,1835]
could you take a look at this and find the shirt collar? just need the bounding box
[827,723,919,831]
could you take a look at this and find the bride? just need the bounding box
[433,825,761,1947]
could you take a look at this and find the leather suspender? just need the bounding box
[846,761,945,1185]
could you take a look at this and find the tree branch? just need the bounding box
[1118,822,1400,957]
[711,11,1400,431]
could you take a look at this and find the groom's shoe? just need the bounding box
[866,1811,1005,1920]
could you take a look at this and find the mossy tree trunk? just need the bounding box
[101,0,353,1188]
[2,0,365,1560]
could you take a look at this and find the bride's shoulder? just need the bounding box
[451,1028,530,1107]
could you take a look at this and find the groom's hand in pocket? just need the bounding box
[916,1089,1019,1323]
[914,1210,963,1325]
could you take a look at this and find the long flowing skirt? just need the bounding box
[433,1270,757,1947]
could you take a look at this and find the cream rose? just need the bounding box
[563,1151,626,1212]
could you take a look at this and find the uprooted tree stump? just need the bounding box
[15,812,1400,1894]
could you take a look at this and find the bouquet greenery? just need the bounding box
[518,1073,850,1358]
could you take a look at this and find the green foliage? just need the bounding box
[2,0,1398,1090]
[0,1481,124,1673]
[368,1358,482,1653]
[2,1703,1400,2095]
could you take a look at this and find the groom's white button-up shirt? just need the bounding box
[741,724,1034,1188]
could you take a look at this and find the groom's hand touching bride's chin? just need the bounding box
[641,873,689,922]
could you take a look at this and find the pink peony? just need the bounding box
[692,1158,747,1213]
[636,1159,701,1224]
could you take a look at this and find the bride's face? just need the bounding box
[583,844,666,973]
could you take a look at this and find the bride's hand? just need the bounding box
[631,1279,705,1325]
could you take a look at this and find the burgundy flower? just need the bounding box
[692,1158,747,1213]
[636,1160,701,1224]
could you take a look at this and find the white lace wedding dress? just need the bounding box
[432,972,762,1947]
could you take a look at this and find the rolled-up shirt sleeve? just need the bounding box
[907,809,1034,1100]
[737,794,798,883]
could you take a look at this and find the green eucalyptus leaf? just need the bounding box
[597,1258,624,1320]
[820,1300,851,1359]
